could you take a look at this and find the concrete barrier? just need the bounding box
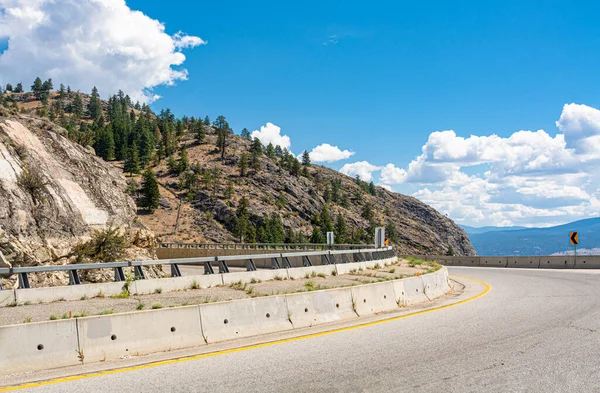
[402,276,429,305]
[77,306,205,363]
[505,257,540,268]
[285,288,357,328]
[0,319,80,376]
[133,274,223,295]
[421,270,446,299]
[199,296,292,343]
[286,264,336,280]
[0,289,15,306]
[574,256,600,269]
[539,256,575,269]
[334,261,368,275]
[479,257,508,268]
[222,269,287,285]
[15,282,126,304]
[350,281,398,316]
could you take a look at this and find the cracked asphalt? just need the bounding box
[8,267,600,392]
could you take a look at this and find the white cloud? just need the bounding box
[309,143,354,163]
[339,161,382,182]
[251,122,291,150]
[0,0,205,102]
[343,103,600,227]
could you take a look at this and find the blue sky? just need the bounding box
[2,0,600,227]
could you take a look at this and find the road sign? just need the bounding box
[570,232,579,245]
[326,232,334,245]
[375,227,385,247]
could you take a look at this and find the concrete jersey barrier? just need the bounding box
[285,288,357,328]
[402,255,600,270]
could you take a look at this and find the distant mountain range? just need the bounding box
[461,218,600,256]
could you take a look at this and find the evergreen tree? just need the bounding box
[301,150,311,166]
[385,221,399,244]
[368,181,376,196]
[290,158,301,177]
[140,169,160,212]
[361,202,374,221]
[320,205,334,233]
[203,115,210,126]
[335,214,348,244]
[266,143,275,159]
[42,78,53,92]
[276,192,286,209]
[123,144,140,175]
[285,228,296,244]
[72,94,84,118]
[310,227,326,244]
[323,185,332,202]
[31,77,43,95]
[214,115,227,129]
[331,179,341,203]
[239,153,249,176]
[14,82,23,93]
[5,83,12,92]
[234,196,255,242]
[194,120,205,143]
[250,137,263,156]
[241,128,252,140]
[167,155,179,174]
[88,86,102,121]
[175,119,185,136]
[178,146,189,173]
[274,145,283,157]
[225,179,234,199]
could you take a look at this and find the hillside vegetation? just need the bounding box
[0,79,475,256]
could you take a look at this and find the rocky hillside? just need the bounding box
[0,105,156,288]
[1,87,475,257]
[139,130,475,256]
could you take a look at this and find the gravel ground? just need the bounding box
[0,259,433,327]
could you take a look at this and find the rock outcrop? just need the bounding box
[0,107,156,288]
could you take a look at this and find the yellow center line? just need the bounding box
[0,275,491,392]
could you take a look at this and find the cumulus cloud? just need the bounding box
[0,0,205,102]
[345,103,600,227]
[339,161,382,182]
[251,122,291,150]
[309,143,354,163]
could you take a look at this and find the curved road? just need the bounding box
[9,267,600,392]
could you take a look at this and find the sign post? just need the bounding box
[570,231,579,258]
[326,232,335,245]
[375,227,385,248]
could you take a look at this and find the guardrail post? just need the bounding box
[204,262,215,275]
[302,255,312,267]
[281,254,292,268]
[134,266,146,280]
[321,254,330,265]
[271,257,282,269]
[114,267,125,282]
[246,259,257,271]
[219,260,230,273]
[170,264,182,277]
[18,273,30,289]
[68,270,81,285]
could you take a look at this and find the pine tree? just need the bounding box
[290,158,301,177]
[302,150,311,166]
[331,179,341,203]
[203,115,210,126]
[5,83,12,92]
[72,94,83,118]
[225,179,234,199]
[178,146,189,173]
[320,205,334,233]
[368,181,376,196]
[31,77,43,94]
[335,214,348,244]
[361,202,374,221]
[265,143,275,158]
[140,169,160,212]
[42,78,53,92]
[274,145,283,157]
[234,196,255,242]
[241,128,252,140]
[14,82,23,93]
[123,144,140,176]
[310,227,326,244]
[88,86,102,121]
[194,120,205,143]
[385,221,398,244]
[239,153,249,177]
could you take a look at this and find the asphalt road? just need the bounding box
[12,267,600,392]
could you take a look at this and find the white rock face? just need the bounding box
[0,110,155,287]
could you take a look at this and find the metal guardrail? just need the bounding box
[157,243,373,250]
[0,247,395,290]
